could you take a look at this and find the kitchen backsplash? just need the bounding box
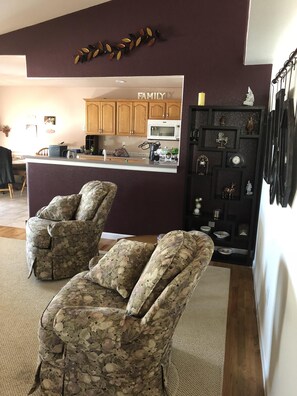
[100,136,179,158]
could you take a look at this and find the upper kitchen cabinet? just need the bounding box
[149,100,181,120]
[85,100,116,135]
[117,101,148,136]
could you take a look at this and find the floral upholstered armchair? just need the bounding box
[29,230,214,395]
[26,180,117,280]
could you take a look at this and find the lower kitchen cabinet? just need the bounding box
[184,105,266,266]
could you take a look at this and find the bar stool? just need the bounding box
[0,146,15,199]
[0,183,14,198]
[21,174,27,194]
[13,169,26,195]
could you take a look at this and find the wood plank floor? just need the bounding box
[0,227,264,395]
[215,262,264,396]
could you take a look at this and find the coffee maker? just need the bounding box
[138,141,161,161]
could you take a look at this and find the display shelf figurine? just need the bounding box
[193,197,202,215]
[222,182,236,199]
[246,180,253,195]
[216,132,228,149]
[191,128,199,141]
[219,116,226,126]
[245,116,255,135]
[243,87,254,106]
[195,155,209,175]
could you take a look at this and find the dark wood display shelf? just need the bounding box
[185,105,265,266]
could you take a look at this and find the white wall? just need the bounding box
[253,14,297,396]
[0,86,87,154]
[0,84,182,156]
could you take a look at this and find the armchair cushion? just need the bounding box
[36,194,81,221]
[87,239,155,298]
[127,230,199,317]
[75,181,108,221]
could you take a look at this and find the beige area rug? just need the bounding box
[0,237,230,396]
[169,264,230,396]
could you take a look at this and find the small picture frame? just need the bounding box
[44,116,56,125]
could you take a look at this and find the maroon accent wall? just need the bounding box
[27,162,185,235]
[0,0,271,102]
[1,0,272,235]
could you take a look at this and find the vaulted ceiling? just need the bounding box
[0,0,296,86]
[0,0,110,36]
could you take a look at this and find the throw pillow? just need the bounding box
[86,239,156,298]
[75,181,108,221]
[36,194,81,221]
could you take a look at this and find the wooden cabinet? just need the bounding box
[117,101,148,136]
[85,99,181,136]
[85,100,116,135]
[185,105,265,266]
[149,101,181,120]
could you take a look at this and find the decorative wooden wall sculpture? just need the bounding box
[73,27,162,64]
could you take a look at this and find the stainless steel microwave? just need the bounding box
[147,119,181,140]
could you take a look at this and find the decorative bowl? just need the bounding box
[200,226,211,233]
[213,231,230,239]
[218,248,233,255]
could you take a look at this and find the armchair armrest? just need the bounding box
[48,220,99,237]
[53,306,141,350]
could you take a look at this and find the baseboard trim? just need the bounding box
[252,264,267,396]
[102,232,133,240]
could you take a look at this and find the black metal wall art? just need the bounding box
[264,48,297,207]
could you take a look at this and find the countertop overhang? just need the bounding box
[25,155,178,173]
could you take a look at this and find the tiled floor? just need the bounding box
[0,189,29,228]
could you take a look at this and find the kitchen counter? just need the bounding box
[25,154,178,173]
[25,152,184,236]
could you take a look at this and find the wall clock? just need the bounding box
[227,153,245,167]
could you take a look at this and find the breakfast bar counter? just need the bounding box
[25,154,183,236]
[26,154,178,173]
